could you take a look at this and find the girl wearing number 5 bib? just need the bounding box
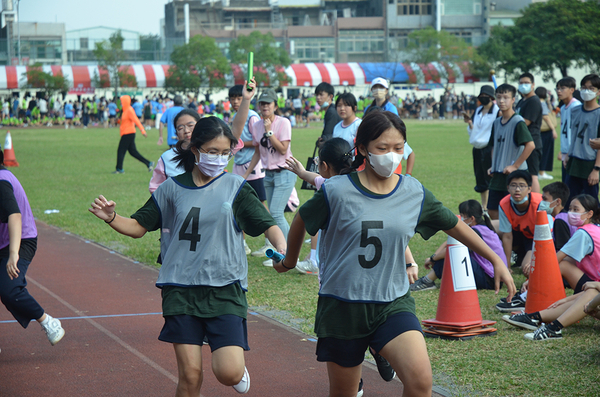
[273,110,516,397]
[89,81,286,396]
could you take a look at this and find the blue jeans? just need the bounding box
[264,169,297,239]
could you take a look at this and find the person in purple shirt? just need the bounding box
[0,151,65,346]
[412,199,508,291]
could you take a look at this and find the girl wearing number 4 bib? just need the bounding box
[273,111,516,397]
[89,81,286,396]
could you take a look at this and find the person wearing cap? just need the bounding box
[364,77,399,116]
[159,95,185,147]
[464,85,500,210]
[244,89,297,265]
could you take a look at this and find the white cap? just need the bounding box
[370,77,389,89]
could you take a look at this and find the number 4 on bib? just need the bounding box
[179,207,201,251]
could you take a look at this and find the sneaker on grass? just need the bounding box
[524,324,562,341]
[243,240,251,255]
[502,312,539,331]
[233,367,250,394]
[252,242,273,257]
[148,161,154,172]
[500,292,523,303]
[262,258,274,267]
[41,315,65,346]
[410,276,436,292]
[295,259,319,275]
[495,295,526,312]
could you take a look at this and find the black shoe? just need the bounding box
[357,378,363,397]
[372,351,395,381]
[502,311,539,330]
[496,296,526,312]
[500,292,522,304]
[524,324,563,341]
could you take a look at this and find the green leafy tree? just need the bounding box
[478,0,600,81]
[400,27,488,86]
[22,63,69,99]
[165,35,230,95]
[93,30,137,95]
[229,31,290,87]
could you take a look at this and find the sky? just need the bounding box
[16,0,169,36]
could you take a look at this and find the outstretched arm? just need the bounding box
[445,221,516,300]
[231,78,257,140]
[284,156,318,186]
[89,195,147,238]
[273,211,305,273]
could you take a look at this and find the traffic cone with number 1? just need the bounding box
[421,236,496,340]
[3,131,19,167]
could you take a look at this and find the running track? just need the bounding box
[0,222,445,396]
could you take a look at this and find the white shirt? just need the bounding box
[38,99,48,113]
[467,104,500,149]
[332,118,362,148]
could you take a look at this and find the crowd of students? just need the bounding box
[2,72,599,397]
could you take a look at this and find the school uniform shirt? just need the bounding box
[332,117,361,149]
[233,109,264,181]
[364,101,399,116]
[559,98,582,158]
[560,224,600,281]
[250,115,293,170]
[566,107,600,179]
[131,172,276,319]
[64,103,74,118]
[108,102,118,116]
[488,114,533,191]
[553,212,577,252]
[0,168,37,261]
[467,104,500,149]
[299,172,457,339]
[498,193,552,238]
[515,95,543,150]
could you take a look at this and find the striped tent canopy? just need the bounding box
[0,62,479,91]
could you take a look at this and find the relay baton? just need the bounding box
[247,52,254,91]
[265,248,285,262]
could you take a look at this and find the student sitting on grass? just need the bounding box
[502,281,600,341]
[496,181,573,311]
[412,199,507,292]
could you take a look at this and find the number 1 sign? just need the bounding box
[448,244,476,292]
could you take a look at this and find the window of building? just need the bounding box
[291,37,335,61]
[397,0,433,16]
[80,37,88,50]
[339,30,384,54]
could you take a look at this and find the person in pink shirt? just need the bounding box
[244,89,297,261]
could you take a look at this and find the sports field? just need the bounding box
[6,120,599,396]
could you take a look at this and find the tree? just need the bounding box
[228,31,291,87]
[478,0,600,81]
[165,35,231,95]
[21,63,69,99]
[93,30,137,94]
[400,27,488,86]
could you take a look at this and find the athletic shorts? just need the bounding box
[109,115,115,119]
[487,189,509,212]
[527,148,542,176]
[246,178,266,202]
[158,314,249,352]
[473,146,492,193]
[294,109,301,116]
[316,311,422,368]
[575,273,594,294]
[65,116,73,120]
[511,230,533,268]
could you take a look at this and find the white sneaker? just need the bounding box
[262,258,274,267]
[42,315,65,346]
[295,259,319,275]
[243,240,251,255]
[539,173,554,180]
[233,366,250,394]
[252,243,273,257]
[304,238,312,244]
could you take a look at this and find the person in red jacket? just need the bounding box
[113,95,153,174]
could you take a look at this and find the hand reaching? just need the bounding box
[89,195,116,222]
[285,156,306,176]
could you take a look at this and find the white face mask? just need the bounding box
[510,195,529,205]
[321,101,330,108]
[367,151,402,178]
[518,84,532,95]
[195,152,230,177]
[372,89,386,100]
[580,89,598,102]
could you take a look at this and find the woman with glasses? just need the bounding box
[89,80,286,395]
[149,109,200,193]
[243,89,297,266]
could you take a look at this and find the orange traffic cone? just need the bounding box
[524,211,566,313]
[3,131,19,167]
[422,236,496,340]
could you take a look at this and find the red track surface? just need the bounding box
[0,222,443,396]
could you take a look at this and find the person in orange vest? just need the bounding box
[498,170,553,273]
[113,95,153,174]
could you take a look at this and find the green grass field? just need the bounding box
[5,121,600,396]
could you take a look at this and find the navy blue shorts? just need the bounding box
[316,311,422,368]
[247,178,266,202]
[158,314,249,352]
[487,189,509,212]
